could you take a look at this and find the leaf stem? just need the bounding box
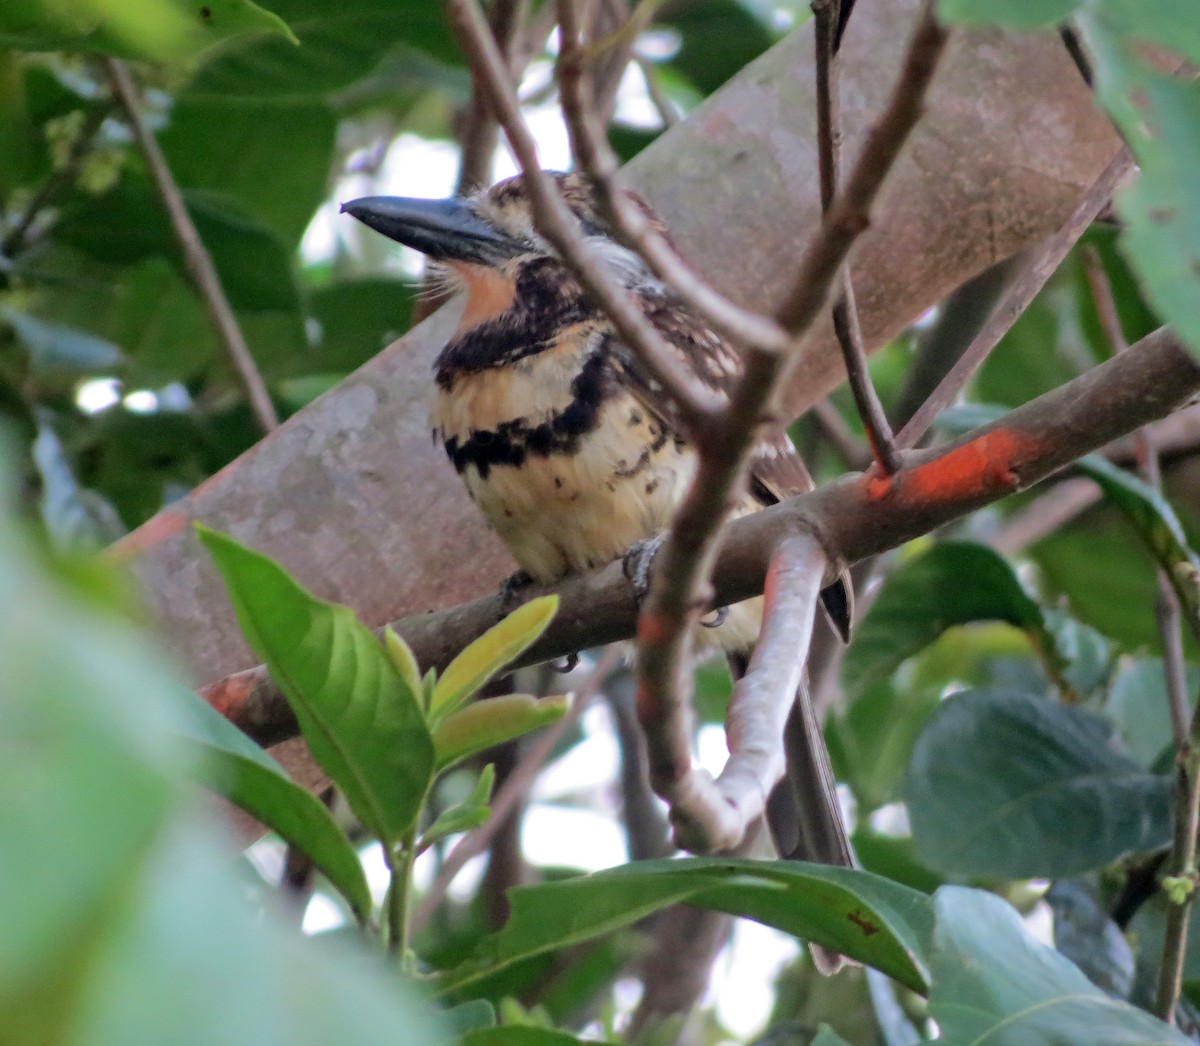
[1156,714,1200,1022]
[386,825,420,968]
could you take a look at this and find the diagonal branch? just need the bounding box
[894,146,1133,448]
[104,59,278,434]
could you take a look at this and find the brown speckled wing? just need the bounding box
[606,287,814,505]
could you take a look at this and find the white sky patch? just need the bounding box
[522,802,627,872]
[712,920,799,1040]
[123,389,158,413]
[76,377,120,414]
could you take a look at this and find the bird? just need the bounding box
[341,172,854,924]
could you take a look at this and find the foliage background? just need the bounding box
[3,0,1200,1043]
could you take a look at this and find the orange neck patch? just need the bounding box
[451,262,518,334]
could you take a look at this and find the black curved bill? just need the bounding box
[339,195,523,264]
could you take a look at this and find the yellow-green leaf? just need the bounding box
[430,596,558,719]
[433,694,569,771]
[0,0,296,65]
[385,626,425,711]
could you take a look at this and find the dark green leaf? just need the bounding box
[187,0,462,99]
[440,857,934,995]
[462,1029,586,1046]
[1045,880,1134,1000]
[307,277,416,373]
[159,96,337,246]
[1106,657,1200,768]
[929,885,1188,1045]
[56,177,300,313]
[1076,455,1200,640]
[810,1026,854,1046]
[177,689,370,921]
[197,525,434,845]
[827,680,938,812]
[842,542,1050,699]
[905,688,1172,878]
[659,0,777,95]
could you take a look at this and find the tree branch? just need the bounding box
[813,0,900,474]
[200,331,1200,789]
[103,59,278,434]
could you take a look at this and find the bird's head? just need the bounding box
[341,172,664,329]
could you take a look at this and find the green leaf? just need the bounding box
[56,177,300,313]
[904,688,1172,878]
[1077,9,1200,361]
[827,680,939,812]
[431,596,558,719]
[1076,455,1200,639]
[306,277,416,373]
[1106,657,1200,768]
[158,97,336,247]
[439,857,934,995]
[177,689,370,921]
[433,694,569,772]
[186,0,462,98]
[1045,880,1134,1001]
[842,542,1052,699]
[5,307,124,381]
[196,525,435,846]
[937,0,1077,28]
[384,627,425,711]
[660,0,778,95]
[0,0,295,64]
[420,764,494,852]
[930,886,1189,1045]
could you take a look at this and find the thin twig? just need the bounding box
[554,0,793,357]
[103,59,278,434]
[895,147,1134,448]
[813,0,900,474]
[456,0,526,194]
[1156,683,1200,1023]
[811,398,871,470]
[410,646,620,934]
[1,104,114,265]
[1082,245,1190,745]
[636,56,678,128]
[444,0,721,430]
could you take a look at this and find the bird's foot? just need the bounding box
[498,569,535,612]
[700,606,729,629]
[622,532,667,603]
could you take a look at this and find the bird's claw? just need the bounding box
[622,532,667,603]
[498,569,535,612]
[552,652,580,674]
[700,605,729,629]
